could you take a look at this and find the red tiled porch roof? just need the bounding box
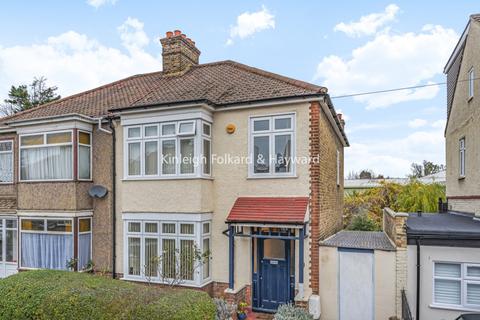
[226,197,309,225]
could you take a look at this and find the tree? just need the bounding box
[1,77,60,116]
[410,160,446,178]
[359,169,374,179]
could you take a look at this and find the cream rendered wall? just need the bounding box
[446,19,480,215]
[319,247,338,320]
[374,250,396,320]
[407,245,480,320]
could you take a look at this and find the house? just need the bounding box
[0,30,348,315]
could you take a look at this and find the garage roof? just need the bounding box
[321,231,396,251]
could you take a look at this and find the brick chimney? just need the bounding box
[337,113,346,129]
[160,30,200,75]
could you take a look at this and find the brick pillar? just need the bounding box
[309,102,321,295]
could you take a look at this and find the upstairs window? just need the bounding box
[468,67,475,99]
[460,137,466,178]
[250,114,295,177]
[78,131,92,180]
[0,141,13,183]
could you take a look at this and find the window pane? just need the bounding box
[47,132,72,144]
[6,219,17,229]
[468,266,480,278]
[79,145,91,179]
[21,219,45,231]
[162,140,176,175]
[21,135,43,146]
[145,141,158,175]
[435,263,461,278]
[179,122,194,134]
[144,125,158,137]
[78,132,91,145]
[253,119,269,131]
[47,220,72,232]
[253,136,270,173]
[180,224,194,235]
[162,124,176,136]
[78,233,91,270]
[274,134,292,173]
[275,118,291,130]
[180,139,194,174]
[128,127,141,138]
[21,233,73,270]
[467,283,480,306]
[203,238,210,279]
[203,223,210,234]
[162,239,176,279]
[203,139,211,175]
[79,219,91,233]
[128,222,141,233]
[128,143,141,176]
[145,223,158,233]
[0,152,13,182]
[0,141,12,151]
[20,145,73,180]
[434,279,461,305]
[162,223,176,234]
[128,237,141,276]
[145,238,158,277]
[180,239,195,280]
[203,123,211,136]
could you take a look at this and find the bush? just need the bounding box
[274,304,312,320]
[0,270,215,320]
[213,298,234,320]
[347,214,379,231]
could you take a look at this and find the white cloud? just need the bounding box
[0,18,161,102]
[345,129,445,177]
[118,17,150,52]
[315,25,458,109]
[227,5,275,45]
[86,0,117,8]
[334,4,400,37]
[408,118,427,128]
[431,119,446,128]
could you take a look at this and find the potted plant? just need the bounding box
[237,301,248,320]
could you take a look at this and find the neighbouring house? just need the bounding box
[0,29,348,316]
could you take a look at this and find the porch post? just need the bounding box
[228,225,235,290]
[299,227,305,298]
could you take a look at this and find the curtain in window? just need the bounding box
[21,233,73,270]
[162,239,176,279]
[128,237,141,276]
[180,239,194,281]
[78,145,91,179]
[6,229,17,262]
[203,238,210,279]
[180,139,194,174]
[0,152,13,182]
[467,283,480,306]
[21,146,72,180]
[145,238,158,277]
[78,233,91,270]
[434,263,461,305]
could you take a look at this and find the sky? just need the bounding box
[0,1,477,177]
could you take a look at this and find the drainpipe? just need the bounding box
[416,238,421,320]
[108,118,117,279]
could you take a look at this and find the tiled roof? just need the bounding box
[3,60,323,123]
[226,197,309,225]
[321,231,396,251]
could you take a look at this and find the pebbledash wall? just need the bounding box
[445,16,480,217]
[114,100,344,300]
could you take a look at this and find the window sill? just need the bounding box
[120,276,211,288]
[122,176,214,181]
[247,175,298,180]
[430,303,480,313]
[0,182,14,185]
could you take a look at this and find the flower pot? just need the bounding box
[237,313,247,320]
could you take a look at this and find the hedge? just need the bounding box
[0,270,215,320]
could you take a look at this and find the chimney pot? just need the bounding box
[181,34,186,38]
[174,30,181,36]
[337,113,343,121]
[166,31,173,38]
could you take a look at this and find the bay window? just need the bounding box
[78,131,92,180]
[123,215,211,286]
[0,141,13,183]
[250,114,295,177]
[433,262,480,310]
[125,120,212,178]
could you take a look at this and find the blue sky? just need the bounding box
[0,1,478,177]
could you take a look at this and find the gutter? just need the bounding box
[108,118,117,279]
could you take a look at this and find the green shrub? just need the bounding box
[347,214,379,231]
[0,270,215,320]
[274,304,313,320]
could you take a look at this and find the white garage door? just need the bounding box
[339,248,374,320]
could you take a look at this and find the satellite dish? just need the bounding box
[88,185,108,198]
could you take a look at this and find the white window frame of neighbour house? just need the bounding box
[0,140,14,184]
[122,214,212,287]
[249,113,296,178]
[468,67,474,100]
[432,262,480,311]
[78,131,92,181]
[19,130,74,182]
[124,120,212,179]
[460,137,466,178]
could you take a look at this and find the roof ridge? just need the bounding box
[2,70,164,122]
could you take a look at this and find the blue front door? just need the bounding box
[254,238,292,312]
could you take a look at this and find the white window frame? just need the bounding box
[177,120,196,136]
[19,130,74,182]
[77,217,93,270]
[77,131,92,181]
[249,113,296,178]
[0,217,18,265]
[0,140,14,184]
[432,261,480,311]
[122,213,212,287]
[468,67,474,100]
[460,137,466,178]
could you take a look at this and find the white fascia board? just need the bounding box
[16,210,93,217]
[121,105,213,126]
[122,212,213,222]
[444,22,470,73]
